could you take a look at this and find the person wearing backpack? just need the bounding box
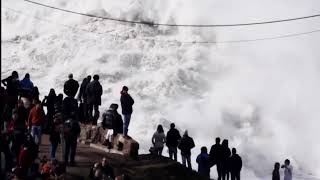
[101,104,123,136]
[64,119,80,166]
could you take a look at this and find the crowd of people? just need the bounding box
[0,70,293,180]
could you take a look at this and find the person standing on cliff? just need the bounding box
[120,86,134,138]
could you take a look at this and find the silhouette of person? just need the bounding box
[222,139,231,180]
[229,148,242,180]
[196,146,211,178]
[272,162,280,180]
[209,137,224,180]
[281,159,293,180]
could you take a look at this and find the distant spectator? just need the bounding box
[222,139,231,180]
[196,146,211,178]
[78,76,91,122]
[31,86,40,101]
[101,157,115,179]
[152,125,166,156]
[272,162,280,180]
[281,159,293,180]
[178,130,195,170]
[86,74,102,125]
[28,100,45,145]
[20,73,34,98]
[49,119,61,160]
[64,73,79,98]
[2,71,20,106]
[166,123,181,161]
[120,86,134,138]
[229,148,242,180]
[102,104,123,136]
[209,137,223,180]
[42,88,57,132]
[64,119,80,166]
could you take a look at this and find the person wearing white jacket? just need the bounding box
[152,125,166,156]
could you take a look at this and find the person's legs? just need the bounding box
[236,171,240,180]
[231,172,235,180]
[64,138,70,163]
[187,155,192,170]
[173,147,177,161]
[51,143,58,159]
[93,104,100,125]
[88,103,93,123]
[123,114,131,136]
[217,164,223,180]
[158,147,163,156]
[70,138,77,164]
[181,154,186,167]
[168,147,173,160]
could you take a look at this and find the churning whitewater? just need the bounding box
[2,0,320,179]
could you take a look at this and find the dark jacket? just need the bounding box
[229,153,242,172]
[49,124,61,144]
[62,97,78,121]
[64,79,79,98]
[120,92,134,115]
[14,106,28,131]
[196,152,211,177]
[78,78,90,100]
[166,128,181,147]
[113,111,123,135]
[272,169,280,180]
[86,80,103,105]
[178,135,195,156]
[209,144,223,164]
[2,76,20,96]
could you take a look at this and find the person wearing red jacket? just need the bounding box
[18,145,34,176]
[28,100,45,145]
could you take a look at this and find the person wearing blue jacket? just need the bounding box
[20,73,34,91]
[197,146,211,178]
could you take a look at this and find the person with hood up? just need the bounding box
[86,74,103,125]
[178,130,195,170]
[20,73,34,97]
[63,73,79,98]
[196,146,211,178]
[120,86,134,138]
[152,125,166,156]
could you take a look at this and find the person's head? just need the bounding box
[222,139,229,147]
[49,88,56,96]
[274,162,280,170]
[87,75,92,81]
[157,125,164,133]
[215,137,221,144]
[110,103,118,110]
[68,73,73,79]
[93,74,99,81]
[285,159,290,165]
[57,93,63,101]
[201,146,207,154]
[170,123,175,129]
[122,86,129,93]
[102,157,108,166]
[17,99,24,107]
[24,73,30,79]
[12,71,19,79]
[232,148,237,155]
[184,130,188,137]
[34,100,42,108]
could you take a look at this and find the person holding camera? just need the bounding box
[281,159,293,180]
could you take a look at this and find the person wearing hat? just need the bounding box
[86,74,103,125]
[120,86,134,138]
[63,73,79,98]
